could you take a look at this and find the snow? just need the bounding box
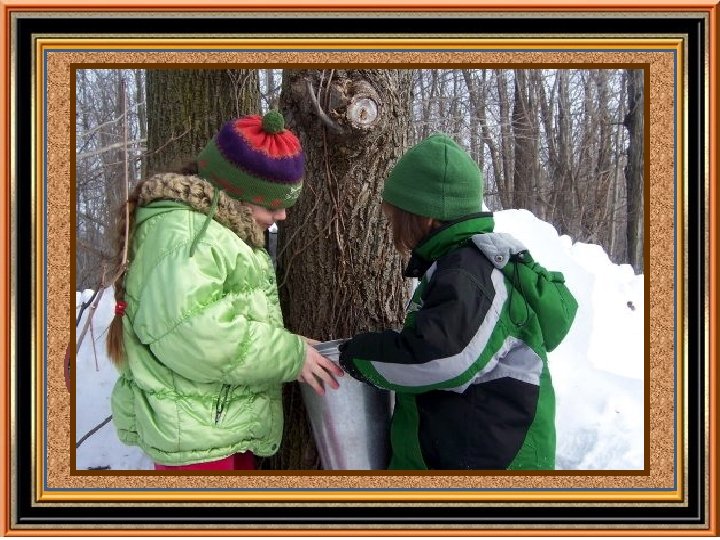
[75,289,154,471]
[494,210,644,470]
[74,209,644,471]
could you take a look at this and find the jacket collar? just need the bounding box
[404,213,494,278]
[135,173,266,248]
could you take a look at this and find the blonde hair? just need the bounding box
[107,161,197,366]
[106,181,145,366]
[105,170,265,365]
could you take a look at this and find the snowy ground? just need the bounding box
[74,209,644,471]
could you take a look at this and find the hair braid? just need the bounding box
[105,181,145,366]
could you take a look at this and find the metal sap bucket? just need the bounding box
[300,339,393,470]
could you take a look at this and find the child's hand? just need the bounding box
[300,335,320,346]
[298,343,344,396]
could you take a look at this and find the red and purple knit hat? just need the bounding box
[197,111,305,209]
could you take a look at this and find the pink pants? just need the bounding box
[154,451,255,471]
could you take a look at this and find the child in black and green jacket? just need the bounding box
[338,134,578,470]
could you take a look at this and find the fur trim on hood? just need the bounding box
[137,173,266,248]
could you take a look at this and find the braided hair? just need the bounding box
[105,180,143,366]
[106,161,199,365]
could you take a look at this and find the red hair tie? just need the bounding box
[114,301,128,316]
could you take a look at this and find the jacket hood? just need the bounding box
[408,220,577,352]
[134,173,266,248]
[471,232,577,351]
[405,213,494,277]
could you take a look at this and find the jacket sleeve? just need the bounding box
[130,241,305,386]
[339,266,497,393]
[508,254,578,352]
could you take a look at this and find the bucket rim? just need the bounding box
[312,338,350,357]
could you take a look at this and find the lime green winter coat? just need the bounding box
[111,173,305,466]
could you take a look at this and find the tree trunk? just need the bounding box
[512,69,537,211]
[100,73,127,257]
[450,70,464,138]
[420,70,434,141]
[462,69,501,211]
[608,71,628,261]
[134,68,147,182]
[593,69,614,247]
[261,69,414,470]
[145,69,259,175]
[552,71,575,236]
[624,69,644,273]
[495,69,514,209]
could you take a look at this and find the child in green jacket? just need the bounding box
[106,112,343,471]
[339,134,578,470]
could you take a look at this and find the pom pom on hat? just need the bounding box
[261,110,285,134]
[197,111,304,209]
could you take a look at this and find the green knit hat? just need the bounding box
[382,133,483,221]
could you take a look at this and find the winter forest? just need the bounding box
[75,68,645,470]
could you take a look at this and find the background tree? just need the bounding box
[624,69,644,273]
[511,69,540,211]
[77,67,644,293]
[76,69,145,290]
[75,67,645,471]
[462,69,501,210]
[259,69,415,470]
[144,69,260,175]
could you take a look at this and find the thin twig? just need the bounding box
[305,78,342,133]
[276,223,321,291]
[122,78,130,269]
[76,415,113,449]
[323,69,335,111]
[76,139,146,161]
[76,288,100,327]
[76,265,108,354]
[89,317,99,372]
[275,195,321,262]
[75,100,146,139]
[142,127,192,158]
[76,286,106,355]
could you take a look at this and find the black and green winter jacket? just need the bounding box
[338,213,578,470]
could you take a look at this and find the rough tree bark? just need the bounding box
[608,71,629,262]
[495,69,514,209]
[145,69,259,175]
[260,69,414,470]
[592,69,614,247]
[512,69,538,212]
[624,69,645,274]
[462,69,501,211]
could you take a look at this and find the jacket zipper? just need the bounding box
[214,384,231,425]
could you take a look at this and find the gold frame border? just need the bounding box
[38,37,681,503]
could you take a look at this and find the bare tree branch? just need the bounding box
[76,139,146,160]
[305,78,342,133]
[76,415,113,449]
[75,101,146,139]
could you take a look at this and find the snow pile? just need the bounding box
[495,210,644,470]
